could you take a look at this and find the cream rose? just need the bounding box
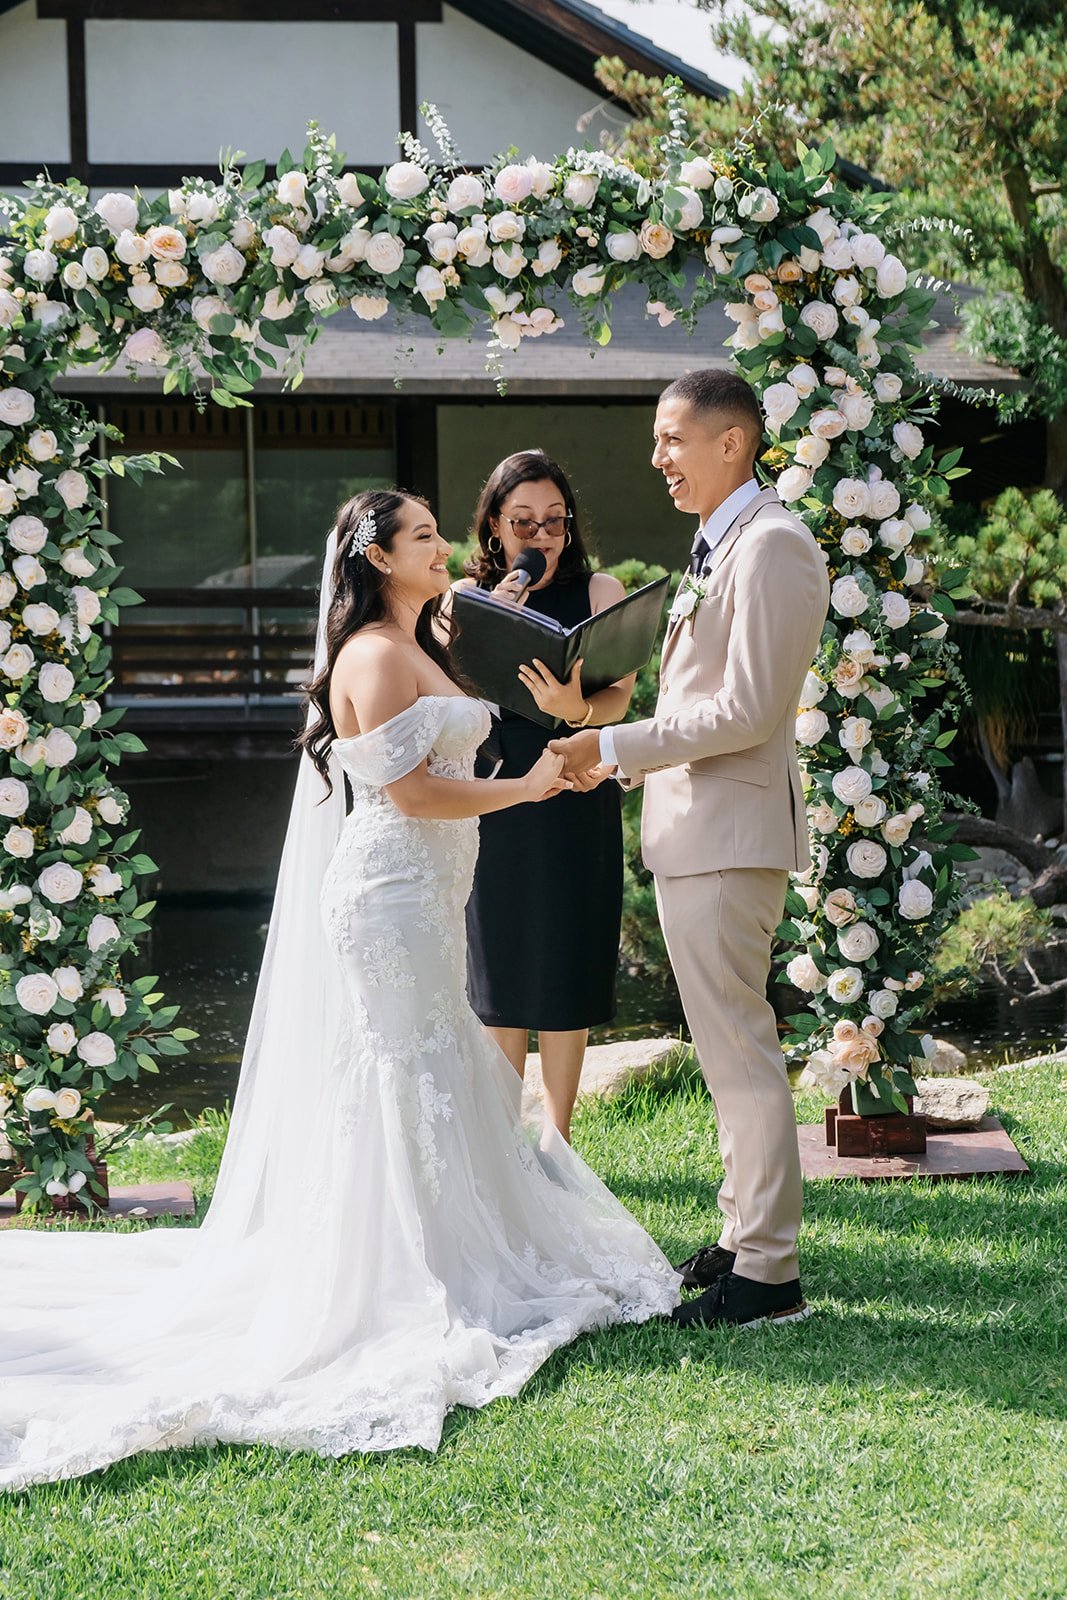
[840,715,873,755]
[446,174,485,213]
[22,602,61,634]
[3,824,33,857]
[795,708,829,746]
[846,840,887,879]
[37,862,82,904]
[0,777,28,817]
[841,526,872,557]
[23,1085,56,1112]
[123,328,168,367]
[898,879,934,920]
[811,801,838,835]
[830,576,868,618]
[43,728,77,768]
[832,479,871,520]
[95,192,138,234]
[52,965,82,1001]
[833,658,866,698]
[200,243,246,285]
[76,1031,117,1068]
[874,373,903,403]
[823,888,858,927]
[72,585,101,626]
[789,363,819,397]
[799,301,839,341]
[827,966,864,1005]
[798,671,827,709]
[95,985,127,1018]
[336,171,363,208]
[639,221,674,259]
[853,795,888,828]
[0,708,30,749]
[776,466,814,503]
[881,814,912,846]
[839,393,876,432]
[7,514,47,554]
[795,435,831,469]
[37,662,76,704]
[0,388,35,426]
[16,972,58,1015]
[572,265,607,299]
[46,1022,77,1055]
[87,913,120,951]
[364,232,406,275]
[415,265,447,308]
[606,229,641,263]
[893,421,925,460]
[384,162,429,200]
[868,479,901,519]
[58,805,93,844]
[291,244,326,282]
[2,643,34,679]
[881,591,912,629]
[563,172,599,208]
[837,922,880,962]
[786,954,827,993]
[762,381,801,431]
[810,408,848,440]
[351,295,389,321]
[876,255,908,297]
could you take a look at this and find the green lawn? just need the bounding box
[1,1062,1065,1600]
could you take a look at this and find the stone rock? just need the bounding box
[925,1038,969,1076]
[914,1076,991,1130]
[522,1037,680,1107]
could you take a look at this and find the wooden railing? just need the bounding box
[107,587,317,706]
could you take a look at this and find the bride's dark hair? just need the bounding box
[298,488,462,794]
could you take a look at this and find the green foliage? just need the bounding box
[962,296,1067,424]
[934,885,1053,984]
[932,486,1067,609]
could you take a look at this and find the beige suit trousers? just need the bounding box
[655,866,802,1285]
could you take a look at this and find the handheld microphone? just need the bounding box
[508,547,548,597]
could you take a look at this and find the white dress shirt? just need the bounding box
[598,479,760,769]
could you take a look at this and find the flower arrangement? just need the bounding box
[0,97,969,1199]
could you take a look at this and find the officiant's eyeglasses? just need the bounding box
[503,514,572,540]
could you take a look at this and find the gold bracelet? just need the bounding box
[565,701,593,729]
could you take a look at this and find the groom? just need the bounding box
[553,369,829,1328]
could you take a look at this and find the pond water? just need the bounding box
[110,897,1067,1126]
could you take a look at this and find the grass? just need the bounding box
[1,1060,1065,1600]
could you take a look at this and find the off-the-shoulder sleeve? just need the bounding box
[335,699,450,787]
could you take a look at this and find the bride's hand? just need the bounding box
[522,748,570,803]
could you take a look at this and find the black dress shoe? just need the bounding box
[672,1244,737,1291]
[671,1272,811,1329]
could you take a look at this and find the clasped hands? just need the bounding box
[516,657,610,793]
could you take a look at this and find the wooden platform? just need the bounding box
[0,1181,196,1227]
[798,1116,1029,1182]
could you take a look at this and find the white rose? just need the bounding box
[839,393,876,432]
[842,628,876,663]
[37,861,82,904]
[87,912,120,951]
[524,158,555,197]
[864,683,897,716]
[795,885,820,914]
[43,727,77,768]
[740,186,779,223]
[351,294,390,321]
[881,591,912,629]
[876,255,908,297]
[55,469,90,511]
[0,289,19,329]
[841,526,872,557]
[2,643,34,678]
[38,662,76,703]
[0,708,30,749]
[22,603,60,635]
[77,247,109,286]
[230,216,256,250]
[13,553,46,589]
[259,287,297,323]
[123,327,168,367]
[867,989,899,1020]
[679,156,715,190]
[364,232,406,275]
[72,585,101,626]
[190,294,231,333]
[799,301,839,341]
[853,795,888,828]
[76,1031,117,1068]
[846,840,887,879]
[336,171,363,208]
[127,279,164,313]
[3,823,34,856]
[840,715,873,755]
[881,814,912,847]
[811,801,838,835]
[87,863,123,897]
[492,245,527,280]
[823,888,858,927]
[24,249,59,284]
[795,435,831,468]
[878,518,913,556]
[493,315,522,351]
[827,966,865,1005]
[898,879,934,920]
[415,264,447,308]
[905,502,932,532]
[893,421,924,460]
[789,364,820,398]
[832,478,871,519]
[16,972,59,1014]
[758,305,786,338]
[45,202,80,241]
[95,192,138,234]
[46,1021,77,1055]
[572,265,607,298]
[291,244,326,282]
[28,429,58,463]
[58,805,93,845]
[493,164,534,205]
[831,766,873,805]
[51,1086,82,1120]
[830,576,869,617]
[837,922,880,962]
[672,185,704,231]
[867,478,901,518]
[831,273,862,308]
[114,230,149,268]
[850,232,886,270]
[95,985,128,1017]
[0,483,15,516]
[777,466,813,503]
[52,965,83,1000]
[384,161,429,200]
[7,514,47,554]
[0,777,29,817]
[0,388,35,426]
[606,229,641,263]
[277,170,307,210]
[798,671,828,710]
[762,381,801,431]
[23,1085,57,1112]
[874,373,903,403]
[446,174,485,213]
[303,281,337,314]
[795,708,830,746]
[563,172,599,208]
[786,954,827,993]
[810,407,848,440]
[200,243,245,285]
[262,225,300,269]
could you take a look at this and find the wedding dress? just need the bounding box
[0,544,678,1490]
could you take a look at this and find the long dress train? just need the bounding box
[0,694,678,1489]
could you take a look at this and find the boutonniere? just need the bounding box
[670,573,709,629]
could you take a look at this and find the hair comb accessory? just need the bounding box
[349,509,377,559]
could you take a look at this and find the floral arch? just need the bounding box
[0,106,968,1205]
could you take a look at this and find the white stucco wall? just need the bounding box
[84,19,400,166]
[418,6,628,162]
[0,3,70,164]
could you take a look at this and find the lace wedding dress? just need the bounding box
[0,691,678,1490]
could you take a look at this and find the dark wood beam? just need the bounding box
[65,17,89,183]
[39,2,441,19]
[397,17,417,145]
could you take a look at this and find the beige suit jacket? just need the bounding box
[613,487,830,879]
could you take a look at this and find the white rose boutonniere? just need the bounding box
[670,573,712,629]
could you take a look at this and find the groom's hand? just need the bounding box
[549,728,602,777]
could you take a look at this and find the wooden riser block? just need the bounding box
[825,1105,927,1156]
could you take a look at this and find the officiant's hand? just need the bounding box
[517,657,587,723]
[549,728,602,777]
[491,571,531,606]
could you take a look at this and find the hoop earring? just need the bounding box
[488,535,503,554]
[563,530,572,547]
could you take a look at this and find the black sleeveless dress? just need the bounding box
[465,574,623,1031]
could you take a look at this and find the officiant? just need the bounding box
[454,449,635,1141]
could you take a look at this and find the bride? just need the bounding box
[0,488,679,1491]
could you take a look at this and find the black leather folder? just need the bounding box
[451,576,670,729]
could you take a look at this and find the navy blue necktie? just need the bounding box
[689,531,710,575]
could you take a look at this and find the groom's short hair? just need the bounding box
[660,370,763,463]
